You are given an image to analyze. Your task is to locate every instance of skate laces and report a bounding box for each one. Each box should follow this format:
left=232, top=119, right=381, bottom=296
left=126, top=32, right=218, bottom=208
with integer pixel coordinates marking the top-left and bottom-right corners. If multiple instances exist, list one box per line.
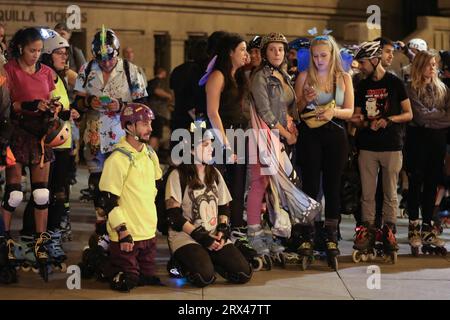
left=46, top=231, right=66, bottom=258
left=326, top=241, right=338, bottom=250
left=6, top=239, right=16, bottom=260
left=383, top=225, right=397, bottom=245
left=34, top=232, right=51, bottom=259
left=354, top=226, right=368, bottom=242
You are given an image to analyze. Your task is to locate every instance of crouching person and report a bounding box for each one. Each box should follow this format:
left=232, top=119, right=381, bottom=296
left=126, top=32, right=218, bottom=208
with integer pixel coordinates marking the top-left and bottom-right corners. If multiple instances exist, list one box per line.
left=98, top=103, right=163, bottom=292
left=165, top=122, right=252, bottom=288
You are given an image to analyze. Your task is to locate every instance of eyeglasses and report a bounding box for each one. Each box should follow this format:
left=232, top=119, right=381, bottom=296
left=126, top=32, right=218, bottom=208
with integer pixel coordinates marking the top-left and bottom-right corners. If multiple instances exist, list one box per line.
left=53, top=50, right=69, bottom=57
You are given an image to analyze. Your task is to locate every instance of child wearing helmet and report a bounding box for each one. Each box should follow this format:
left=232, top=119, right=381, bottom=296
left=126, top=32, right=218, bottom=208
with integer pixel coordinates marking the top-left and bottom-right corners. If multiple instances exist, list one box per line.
left=98, top=103, right=162, bottom=292
left=165, top=121, right=252, bottom=287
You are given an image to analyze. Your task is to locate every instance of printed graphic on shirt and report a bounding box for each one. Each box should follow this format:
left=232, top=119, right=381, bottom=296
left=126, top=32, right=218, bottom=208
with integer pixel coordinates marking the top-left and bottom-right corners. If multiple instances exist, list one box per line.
left=364, top=88, right=389, bottom=120
left=188, top=185, right=219, bottom=232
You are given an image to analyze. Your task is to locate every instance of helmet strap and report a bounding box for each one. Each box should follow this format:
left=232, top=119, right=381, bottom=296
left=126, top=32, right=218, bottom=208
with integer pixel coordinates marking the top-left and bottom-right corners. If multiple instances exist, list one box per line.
left=369, top=58, right=380, bottom=79
left=125, top=124, right=148, bottom=144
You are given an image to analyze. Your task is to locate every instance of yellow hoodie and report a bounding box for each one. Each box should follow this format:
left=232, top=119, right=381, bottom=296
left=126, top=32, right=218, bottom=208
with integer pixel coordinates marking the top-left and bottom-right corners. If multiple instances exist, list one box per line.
left=99, top=137, right=162, bottom=242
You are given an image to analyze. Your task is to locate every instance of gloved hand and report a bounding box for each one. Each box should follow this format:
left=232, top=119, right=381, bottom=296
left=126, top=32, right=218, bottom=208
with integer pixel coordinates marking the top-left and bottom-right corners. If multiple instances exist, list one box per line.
left=190, top=225, right=217, bottom=249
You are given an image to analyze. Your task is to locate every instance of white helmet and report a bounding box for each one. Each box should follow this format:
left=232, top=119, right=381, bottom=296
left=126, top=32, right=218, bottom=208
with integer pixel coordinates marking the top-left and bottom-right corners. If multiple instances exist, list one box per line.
left=42, top=29, right=69, bottom=55
left=407, top=38, right=427, bottom=52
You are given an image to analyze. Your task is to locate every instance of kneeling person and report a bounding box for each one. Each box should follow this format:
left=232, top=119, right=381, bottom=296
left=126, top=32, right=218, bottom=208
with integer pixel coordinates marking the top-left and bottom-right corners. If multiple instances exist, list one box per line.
left=99, top=103, right=162, bottom=292
left=165, top=122, right=252, bottom=287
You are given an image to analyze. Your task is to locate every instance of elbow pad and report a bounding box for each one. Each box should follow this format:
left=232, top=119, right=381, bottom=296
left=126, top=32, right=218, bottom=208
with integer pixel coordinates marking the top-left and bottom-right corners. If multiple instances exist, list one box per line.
left=218, top=205, right=230, bottom=218
left=167, top=207, right=187, bottom=232
left=96, top=191, right=119, bottom=217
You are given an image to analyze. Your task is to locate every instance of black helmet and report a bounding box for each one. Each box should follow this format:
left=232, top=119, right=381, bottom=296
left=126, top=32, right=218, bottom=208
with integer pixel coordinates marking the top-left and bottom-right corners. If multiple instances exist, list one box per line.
left=92, top=28, right=120, bottom=61
left=248, top=36, right=262, bottom=51
left=354, top=41, right=382, bottom=61
left=288, top=37, right=310, bottom=51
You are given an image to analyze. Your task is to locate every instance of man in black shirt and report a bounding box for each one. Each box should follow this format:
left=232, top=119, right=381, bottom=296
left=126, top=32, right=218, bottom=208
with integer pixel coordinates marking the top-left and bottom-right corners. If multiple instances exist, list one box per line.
left=351, top=41, right=412, bottom=257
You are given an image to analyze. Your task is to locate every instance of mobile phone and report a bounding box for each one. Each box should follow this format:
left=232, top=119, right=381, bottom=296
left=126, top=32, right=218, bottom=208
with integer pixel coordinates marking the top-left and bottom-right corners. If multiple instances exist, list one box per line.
left=99, top=96, right=112, bottom=106
left=50, top=96, right=61, bottom=104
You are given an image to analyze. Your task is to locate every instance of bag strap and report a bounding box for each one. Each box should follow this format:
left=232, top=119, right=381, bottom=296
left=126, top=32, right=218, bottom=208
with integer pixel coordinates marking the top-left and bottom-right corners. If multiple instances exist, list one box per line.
left=82, top=59, right=95, bottom=89
left=123, top=59, right=133, bottom=94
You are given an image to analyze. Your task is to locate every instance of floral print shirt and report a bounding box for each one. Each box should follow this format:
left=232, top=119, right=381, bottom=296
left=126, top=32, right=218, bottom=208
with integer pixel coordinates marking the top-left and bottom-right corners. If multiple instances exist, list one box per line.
left=74, top=58, right=147, bottom=154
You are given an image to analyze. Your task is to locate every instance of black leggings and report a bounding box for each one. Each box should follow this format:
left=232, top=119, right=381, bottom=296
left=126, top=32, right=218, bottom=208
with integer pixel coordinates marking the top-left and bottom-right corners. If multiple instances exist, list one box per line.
left=173, top=243, right=251, bottom=287
left=405, top=126, right=447, bottom=224
left=298, top=123, right=348, bottom=220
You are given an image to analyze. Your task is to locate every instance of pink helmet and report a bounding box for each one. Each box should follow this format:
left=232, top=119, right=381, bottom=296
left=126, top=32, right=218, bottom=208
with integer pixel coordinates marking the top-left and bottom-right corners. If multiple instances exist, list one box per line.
left=120, top=103, right=155, bottom=130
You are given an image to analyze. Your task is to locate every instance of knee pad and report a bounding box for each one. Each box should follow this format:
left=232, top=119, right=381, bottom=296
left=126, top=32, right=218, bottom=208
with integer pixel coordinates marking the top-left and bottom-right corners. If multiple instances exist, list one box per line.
left=31, top=183, right=50, bottom=210
left=2, top=184, right=23, bottom=212
left=187, top=272, right=216, bottom=288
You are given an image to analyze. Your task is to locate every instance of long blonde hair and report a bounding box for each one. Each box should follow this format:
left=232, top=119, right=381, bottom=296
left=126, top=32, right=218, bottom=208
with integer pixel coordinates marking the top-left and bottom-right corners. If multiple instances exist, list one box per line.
left=411, top=50, right=447, bottom=106
left=306, top=35, right=344, bottom=93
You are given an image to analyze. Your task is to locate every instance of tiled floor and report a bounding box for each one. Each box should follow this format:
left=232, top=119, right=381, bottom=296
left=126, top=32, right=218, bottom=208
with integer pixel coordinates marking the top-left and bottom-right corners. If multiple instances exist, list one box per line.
left=1, top=167, right=449, bottom=300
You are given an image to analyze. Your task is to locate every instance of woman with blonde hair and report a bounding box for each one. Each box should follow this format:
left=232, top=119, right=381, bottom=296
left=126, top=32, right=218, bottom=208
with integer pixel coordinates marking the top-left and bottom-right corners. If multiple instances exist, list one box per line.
left=405, top=50, right=450, bottom=255
left=294, top=35, right=354, bottom=267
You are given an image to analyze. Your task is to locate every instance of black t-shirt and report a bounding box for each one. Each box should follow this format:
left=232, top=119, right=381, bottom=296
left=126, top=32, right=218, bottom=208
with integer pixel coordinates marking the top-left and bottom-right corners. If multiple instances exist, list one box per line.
left=355, top=72, right=409, bottom=152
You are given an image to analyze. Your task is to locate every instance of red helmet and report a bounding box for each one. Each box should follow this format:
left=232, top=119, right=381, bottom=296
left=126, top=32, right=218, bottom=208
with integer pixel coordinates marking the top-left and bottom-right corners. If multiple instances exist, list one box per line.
left=44, top=118, right=70, bottom=148
left=120, top=103, right=155, bottom=130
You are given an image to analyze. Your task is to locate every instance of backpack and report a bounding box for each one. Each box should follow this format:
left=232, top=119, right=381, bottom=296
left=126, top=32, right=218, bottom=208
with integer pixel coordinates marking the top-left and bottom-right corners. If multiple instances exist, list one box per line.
left=111, top=146, right=188, bottom=236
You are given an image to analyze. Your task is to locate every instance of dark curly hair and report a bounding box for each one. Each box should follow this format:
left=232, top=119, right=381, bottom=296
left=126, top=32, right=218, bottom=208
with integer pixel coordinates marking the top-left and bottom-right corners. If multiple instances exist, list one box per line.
left=9, top=27, right=43, bottom=59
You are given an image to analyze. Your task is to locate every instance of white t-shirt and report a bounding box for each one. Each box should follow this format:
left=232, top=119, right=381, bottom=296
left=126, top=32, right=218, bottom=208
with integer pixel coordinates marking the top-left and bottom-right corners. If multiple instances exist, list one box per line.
left=165, top=168, right=232, bottom=252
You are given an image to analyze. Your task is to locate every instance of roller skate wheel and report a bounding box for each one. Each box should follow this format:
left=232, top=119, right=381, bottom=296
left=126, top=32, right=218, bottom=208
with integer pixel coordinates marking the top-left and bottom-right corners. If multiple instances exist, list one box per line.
left=329, top=257, right=338, bottom=271
left=411, top=246, right=419, bottom=257
left=251, top=257, right=263, bottom=272
left=361, top=254, right=369, bottom=262
left=59, top=263, right=67, bottom=272
left=352, top=250, right=362, bottom=263
left=54, top=263, right=67, bottom=272
left=32, top=267, right=39, bottom=273
left=22, top=265, right=31, bottom=272
left=368, top=251, right=377, bottom=260
left=279, top=253, right=286, bottom=267
left=391, top=251, right=398, bottom=264
left=300, top=256, right=309, bottom=271
left=263, top=255, right=272, bottom=271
